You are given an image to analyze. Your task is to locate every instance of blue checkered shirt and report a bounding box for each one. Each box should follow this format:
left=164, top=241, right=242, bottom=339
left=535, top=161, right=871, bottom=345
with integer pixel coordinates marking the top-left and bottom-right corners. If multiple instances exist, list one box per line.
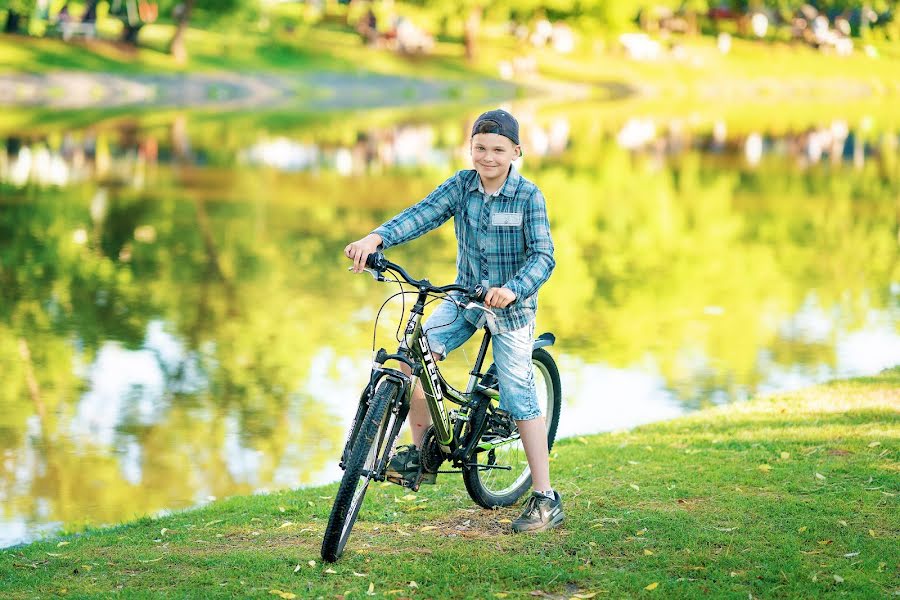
left=373, top=166, right=555, bottom=333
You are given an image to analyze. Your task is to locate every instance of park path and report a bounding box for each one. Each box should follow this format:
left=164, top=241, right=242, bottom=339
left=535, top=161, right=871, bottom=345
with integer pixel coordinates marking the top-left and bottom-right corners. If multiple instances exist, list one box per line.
left=0, top=70, right=590, bottom=110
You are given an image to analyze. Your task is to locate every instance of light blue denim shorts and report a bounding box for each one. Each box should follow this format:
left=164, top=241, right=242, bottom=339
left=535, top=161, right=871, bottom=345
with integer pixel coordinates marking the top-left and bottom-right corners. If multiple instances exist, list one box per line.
left=423, top=299, right=542, bottom=421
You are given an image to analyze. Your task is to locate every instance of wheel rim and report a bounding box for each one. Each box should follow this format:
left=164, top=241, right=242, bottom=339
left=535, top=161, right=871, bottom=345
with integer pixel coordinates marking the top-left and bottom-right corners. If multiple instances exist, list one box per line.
left=474, top=358, right=555, bottom=497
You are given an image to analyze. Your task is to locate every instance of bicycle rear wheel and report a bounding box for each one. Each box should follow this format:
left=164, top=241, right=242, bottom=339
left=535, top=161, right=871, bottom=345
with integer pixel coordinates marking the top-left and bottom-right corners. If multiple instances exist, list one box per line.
left=321, top=379, right=401, bottom=562
left=463, top=348, right=561, bottom=508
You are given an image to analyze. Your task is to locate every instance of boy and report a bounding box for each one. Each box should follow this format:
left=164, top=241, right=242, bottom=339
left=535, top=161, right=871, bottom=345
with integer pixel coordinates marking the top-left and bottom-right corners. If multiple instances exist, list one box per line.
left=344, top=109, right=562, bottom=533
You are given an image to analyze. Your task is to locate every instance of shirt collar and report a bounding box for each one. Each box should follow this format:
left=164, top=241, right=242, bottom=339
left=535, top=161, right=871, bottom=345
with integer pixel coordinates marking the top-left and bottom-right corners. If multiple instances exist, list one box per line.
left=469, top=164, right=520, bottom=198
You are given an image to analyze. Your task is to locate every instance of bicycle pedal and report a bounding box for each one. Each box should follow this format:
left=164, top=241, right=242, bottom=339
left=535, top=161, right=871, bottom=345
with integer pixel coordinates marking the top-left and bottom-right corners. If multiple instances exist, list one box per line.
left=386, top=470, right=422, bottom=491
left=419, top=472, right=437, bottom=485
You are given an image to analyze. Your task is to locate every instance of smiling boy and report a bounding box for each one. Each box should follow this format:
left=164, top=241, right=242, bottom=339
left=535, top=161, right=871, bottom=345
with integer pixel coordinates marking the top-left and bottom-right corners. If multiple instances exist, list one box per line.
left=344, top=109, right=562, bottom=532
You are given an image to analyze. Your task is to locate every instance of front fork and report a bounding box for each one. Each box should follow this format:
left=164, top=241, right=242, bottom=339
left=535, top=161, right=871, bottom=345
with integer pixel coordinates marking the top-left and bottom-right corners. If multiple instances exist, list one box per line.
left=338, top=355, right=414, bottom=475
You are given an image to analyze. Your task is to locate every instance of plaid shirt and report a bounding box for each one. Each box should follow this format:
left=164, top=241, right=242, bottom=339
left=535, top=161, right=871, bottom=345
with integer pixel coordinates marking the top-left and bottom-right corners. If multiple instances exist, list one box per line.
left=373, top=166, right=555, bottom=333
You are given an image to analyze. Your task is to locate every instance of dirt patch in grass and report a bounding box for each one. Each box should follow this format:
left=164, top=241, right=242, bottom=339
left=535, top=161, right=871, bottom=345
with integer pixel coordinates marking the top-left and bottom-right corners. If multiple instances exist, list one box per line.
left=423, top=506, right=521, bottom=539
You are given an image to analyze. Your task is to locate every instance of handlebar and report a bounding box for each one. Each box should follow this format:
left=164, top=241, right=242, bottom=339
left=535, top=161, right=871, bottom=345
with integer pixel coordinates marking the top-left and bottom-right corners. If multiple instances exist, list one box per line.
left=365, top=251, right=488, bottom=303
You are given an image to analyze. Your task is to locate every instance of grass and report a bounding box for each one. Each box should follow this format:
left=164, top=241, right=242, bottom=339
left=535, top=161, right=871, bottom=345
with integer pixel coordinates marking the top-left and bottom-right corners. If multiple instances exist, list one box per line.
left=0, top=22, right=492, bottom=81
left=3, top=17, right=899, bottom=94
left=1, top=368, right=897, bottom=599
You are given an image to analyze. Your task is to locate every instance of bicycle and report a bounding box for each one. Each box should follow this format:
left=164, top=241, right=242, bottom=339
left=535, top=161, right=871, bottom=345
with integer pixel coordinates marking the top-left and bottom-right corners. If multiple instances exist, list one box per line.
left=321, top=252, right=561, bottom=562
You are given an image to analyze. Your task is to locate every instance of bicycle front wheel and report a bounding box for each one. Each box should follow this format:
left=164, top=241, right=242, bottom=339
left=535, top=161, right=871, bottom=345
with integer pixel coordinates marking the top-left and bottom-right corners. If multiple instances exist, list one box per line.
left=321, top=379, right=400, bottom=562
left=463, top=347, right=562, bottom=508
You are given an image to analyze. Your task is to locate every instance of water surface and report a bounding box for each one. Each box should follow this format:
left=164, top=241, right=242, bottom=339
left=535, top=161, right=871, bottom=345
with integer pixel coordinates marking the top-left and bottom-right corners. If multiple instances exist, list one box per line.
left=1, top=103, right=898, bottom=547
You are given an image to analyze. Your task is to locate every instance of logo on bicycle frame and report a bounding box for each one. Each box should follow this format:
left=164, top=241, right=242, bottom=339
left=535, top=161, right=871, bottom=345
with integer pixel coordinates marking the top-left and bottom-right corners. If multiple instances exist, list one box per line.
left=418, top=336, right=444, bottom=403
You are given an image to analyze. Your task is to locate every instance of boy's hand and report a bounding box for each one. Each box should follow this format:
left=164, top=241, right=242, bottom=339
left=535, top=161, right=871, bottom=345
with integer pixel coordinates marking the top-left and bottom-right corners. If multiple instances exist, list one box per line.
left=484, top=287, right=516, bottom=308
left=344, top=233, right=383, bottom=273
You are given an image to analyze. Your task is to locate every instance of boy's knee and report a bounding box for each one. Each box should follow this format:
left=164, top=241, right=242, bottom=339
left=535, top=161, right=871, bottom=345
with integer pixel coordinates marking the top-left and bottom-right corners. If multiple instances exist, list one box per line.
left=411, top=380, right=425, bottom=402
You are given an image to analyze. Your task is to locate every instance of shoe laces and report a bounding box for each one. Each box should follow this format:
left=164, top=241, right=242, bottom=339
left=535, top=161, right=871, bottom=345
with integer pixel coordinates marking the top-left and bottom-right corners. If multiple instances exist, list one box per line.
left=521, top=494, right=542, bottom=518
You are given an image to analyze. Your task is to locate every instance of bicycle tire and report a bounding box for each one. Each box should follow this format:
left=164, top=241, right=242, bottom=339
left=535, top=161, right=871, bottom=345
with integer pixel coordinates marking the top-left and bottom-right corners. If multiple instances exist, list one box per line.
left=462, top=348, right=562, bottom=508
left=321, top=379, right=400, bottom=562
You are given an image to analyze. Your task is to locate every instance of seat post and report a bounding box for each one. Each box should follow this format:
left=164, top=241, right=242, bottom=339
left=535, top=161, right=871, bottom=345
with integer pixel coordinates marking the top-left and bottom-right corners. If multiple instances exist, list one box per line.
left=465, top=328, right=492, bottom=393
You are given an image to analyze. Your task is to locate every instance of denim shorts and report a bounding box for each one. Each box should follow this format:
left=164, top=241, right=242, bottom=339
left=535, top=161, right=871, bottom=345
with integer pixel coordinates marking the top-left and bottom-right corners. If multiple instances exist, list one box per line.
left=423, top=299, right=542, bottom=421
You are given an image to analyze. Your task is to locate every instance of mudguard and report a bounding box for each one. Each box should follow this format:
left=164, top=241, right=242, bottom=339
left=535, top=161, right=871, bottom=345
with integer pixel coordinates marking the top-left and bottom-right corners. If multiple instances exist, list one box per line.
left=533, top=332, right=556, bottom=350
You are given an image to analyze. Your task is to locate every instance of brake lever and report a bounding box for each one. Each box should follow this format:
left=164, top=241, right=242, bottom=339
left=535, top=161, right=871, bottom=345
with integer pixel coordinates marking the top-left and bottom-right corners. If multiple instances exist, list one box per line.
left=347, top=267, right=384, bottom=281
left=464, top=302, right=496, bottom=317
left=450, top=298, right=496, bottom=318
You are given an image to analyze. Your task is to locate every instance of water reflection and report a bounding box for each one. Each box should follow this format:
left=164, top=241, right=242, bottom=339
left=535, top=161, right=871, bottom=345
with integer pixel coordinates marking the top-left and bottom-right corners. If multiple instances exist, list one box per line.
left=3, top=113, right=898, bottom=188
left=1, top=106, right=898, bottom=548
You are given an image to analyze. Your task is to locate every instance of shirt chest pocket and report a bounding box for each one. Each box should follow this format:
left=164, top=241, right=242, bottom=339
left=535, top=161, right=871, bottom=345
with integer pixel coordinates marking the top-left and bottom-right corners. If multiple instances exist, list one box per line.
left=490, top=211, right=525, bottom=253
left=491, top=212, right=523, bottom=227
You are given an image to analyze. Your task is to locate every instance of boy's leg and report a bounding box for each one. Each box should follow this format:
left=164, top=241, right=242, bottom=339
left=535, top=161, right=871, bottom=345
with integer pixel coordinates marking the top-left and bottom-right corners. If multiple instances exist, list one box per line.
left=399, top=362, right=431, bottom=448
left=492, top=323, right=564, bottom=532
left=403, top=295, right=475, bottom=448
left=516, top=416, right=551, bottom=491
left=385, top=363, right=433, bottom=488
left=386, top=298, right=474, bottom=487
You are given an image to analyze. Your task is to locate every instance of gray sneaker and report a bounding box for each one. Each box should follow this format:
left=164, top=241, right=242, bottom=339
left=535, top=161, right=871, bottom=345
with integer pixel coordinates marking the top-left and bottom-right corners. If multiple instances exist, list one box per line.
left=385, top=444, right=421, bottom=488
left=511, top=491, right=565, bottom=533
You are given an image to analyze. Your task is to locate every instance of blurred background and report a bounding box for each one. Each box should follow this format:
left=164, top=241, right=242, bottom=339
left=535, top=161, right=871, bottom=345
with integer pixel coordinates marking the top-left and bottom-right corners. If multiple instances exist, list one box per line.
left=1, top=0, right=898, bottom=548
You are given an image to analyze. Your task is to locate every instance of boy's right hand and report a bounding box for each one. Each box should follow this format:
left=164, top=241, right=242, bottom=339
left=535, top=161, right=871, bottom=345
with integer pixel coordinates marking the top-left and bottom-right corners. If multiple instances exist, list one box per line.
left=344, top=233, right=383, bottom=273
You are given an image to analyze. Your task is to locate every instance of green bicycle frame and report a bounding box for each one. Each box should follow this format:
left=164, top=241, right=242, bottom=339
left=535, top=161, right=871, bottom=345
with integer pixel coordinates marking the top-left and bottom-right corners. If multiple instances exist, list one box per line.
left=382, top=288, right=502, bottom=451
left=400, top=304, right=469, bottom=446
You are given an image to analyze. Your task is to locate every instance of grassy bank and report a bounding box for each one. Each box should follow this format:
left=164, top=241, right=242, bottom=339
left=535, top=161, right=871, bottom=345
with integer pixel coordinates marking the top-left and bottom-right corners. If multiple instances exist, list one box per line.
left=2, top=369, right=897, bottom=599
left=2, top=20, right=899, bottom=94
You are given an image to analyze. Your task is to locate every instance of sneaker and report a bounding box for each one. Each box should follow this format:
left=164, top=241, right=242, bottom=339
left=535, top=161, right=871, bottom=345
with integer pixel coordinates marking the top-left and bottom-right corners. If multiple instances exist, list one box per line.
left=511, top=491, right=565, bottom=533
left=385, top=444, right=422, bottom=488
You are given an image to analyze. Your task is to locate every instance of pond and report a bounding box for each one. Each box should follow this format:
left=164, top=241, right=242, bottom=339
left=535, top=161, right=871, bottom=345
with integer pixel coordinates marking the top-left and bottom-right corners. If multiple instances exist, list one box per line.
left=1, top=101, right=898, bottom=547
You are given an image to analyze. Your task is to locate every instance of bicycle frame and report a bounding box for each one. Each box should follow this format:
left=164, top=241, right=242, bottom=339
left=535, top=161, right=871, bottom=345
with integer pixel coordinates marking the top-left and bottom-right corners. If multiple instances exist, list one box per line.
left=325, top=254, right=562, bottom=562
left=369, top=286, right=502, bottom=465
left=338, top=256, right=538, bottom=480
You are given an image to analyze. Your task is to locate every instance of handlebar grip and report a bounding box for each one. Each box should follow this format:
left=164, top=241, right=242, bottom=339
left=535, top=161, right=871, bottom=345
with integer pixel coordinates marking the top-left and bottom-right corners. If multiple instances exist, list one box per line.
left=366, top=251, right=386, bottom=270
left=472, top=285, right=516, bottom=306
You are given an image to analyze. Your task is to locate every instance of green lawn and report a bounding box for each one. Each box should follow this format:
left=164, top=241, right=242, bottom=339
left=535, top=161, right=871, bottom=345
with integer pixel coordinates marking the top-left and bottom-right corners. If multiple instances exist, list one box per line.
left=2, top=18, right=899, bottom=96
left=0, top=22, right=494, bottom=81
left=2, top=368, right=897, bottom=599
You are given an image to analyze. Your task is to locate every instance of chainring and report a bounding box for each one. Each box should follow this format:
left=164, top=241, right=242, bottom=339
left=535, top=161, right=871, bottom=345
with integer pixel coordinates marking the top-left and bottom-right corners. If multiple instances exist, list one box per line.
left=419, top=426, right=445, bottom=474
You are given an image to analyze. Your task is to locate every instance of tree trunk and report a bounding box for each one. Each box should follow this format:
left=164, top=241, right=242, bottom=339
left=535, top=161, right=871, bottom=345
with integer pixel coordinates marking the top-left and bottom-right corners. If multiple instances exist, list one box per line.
left=4, top=10, right=21, bottom=33
left=122, top=23, right=144, bottom=45
left=82, top=0, right=100, bottom=22
left=18, top=338, right=46, bottom=423
left=169, top=0, right=196, bottom=65
left=687, top=12, right=698, bottom=36
left=463, top=6, right=482, bottom=63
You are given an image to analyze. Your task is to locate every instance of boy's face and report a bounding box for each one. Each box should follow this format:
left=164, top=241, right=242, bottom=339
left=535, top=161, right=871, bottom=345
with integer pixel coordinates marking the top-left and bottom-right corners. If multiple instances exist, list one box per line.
left=470, top=133, right=520, bottom=182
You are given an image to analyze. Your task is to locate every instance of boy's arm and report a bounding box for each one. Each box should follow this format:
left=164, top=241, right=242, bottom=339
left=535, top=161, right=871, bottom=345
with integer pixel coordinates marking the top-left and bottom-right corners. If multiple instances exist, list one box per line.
left=372, top=175, right=460, bottom=250
left=502, top=190, right=555, bottom=301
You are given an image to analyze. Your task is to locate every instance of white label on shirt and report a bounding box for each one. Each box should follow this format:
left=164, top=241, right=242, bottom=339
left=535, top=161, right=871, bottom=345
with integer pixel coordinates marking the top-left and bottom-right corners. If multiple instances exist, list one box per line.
left=491, top=212, right=523, bottom=226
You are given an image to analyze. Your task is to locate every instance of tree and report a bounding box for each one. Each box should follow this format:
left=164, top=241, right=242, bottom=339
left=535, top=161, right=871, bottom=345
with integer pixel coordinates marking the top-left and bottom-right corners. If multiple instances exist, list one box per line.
left=108, top=0, right=159, bottom=44
left=168, top=0, right=195, bottom=64
left=1, top=0, right=33, bottom=33
left=165, top=0, right=246, bottom=63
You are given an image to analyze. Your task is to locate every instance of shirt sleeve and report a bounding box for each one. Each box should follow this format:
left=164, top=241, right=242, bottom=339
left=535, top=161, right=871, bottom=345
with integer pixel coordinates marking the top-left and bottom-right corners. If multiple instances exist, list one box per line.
left=502, top=189, right=555, bottom=300
left=372, top=174, right=460, bottom=249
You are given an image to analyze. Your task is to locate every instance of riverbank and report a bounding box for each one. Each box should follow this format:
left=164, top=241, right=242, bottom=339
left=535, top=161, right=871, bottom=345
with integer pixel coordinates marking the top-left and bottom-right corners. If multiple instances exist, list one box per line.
left=1, top=368, right=896, bottom=598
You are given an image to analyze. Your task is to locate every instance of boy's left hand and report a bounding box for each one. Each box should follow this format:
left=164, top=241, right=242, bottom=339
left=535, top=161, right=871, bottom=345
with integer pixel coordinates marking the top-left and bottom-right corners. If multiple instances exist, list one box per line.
left=484, top=287, right=516, bottom=308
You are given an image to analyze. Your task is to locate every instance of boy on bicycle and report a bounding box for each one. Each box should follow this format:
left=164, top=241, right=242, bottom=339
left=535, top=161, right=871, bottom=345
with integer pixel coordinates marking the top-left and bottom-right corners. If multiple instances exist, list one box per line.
left=344, top=109, right=562, bottom=533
